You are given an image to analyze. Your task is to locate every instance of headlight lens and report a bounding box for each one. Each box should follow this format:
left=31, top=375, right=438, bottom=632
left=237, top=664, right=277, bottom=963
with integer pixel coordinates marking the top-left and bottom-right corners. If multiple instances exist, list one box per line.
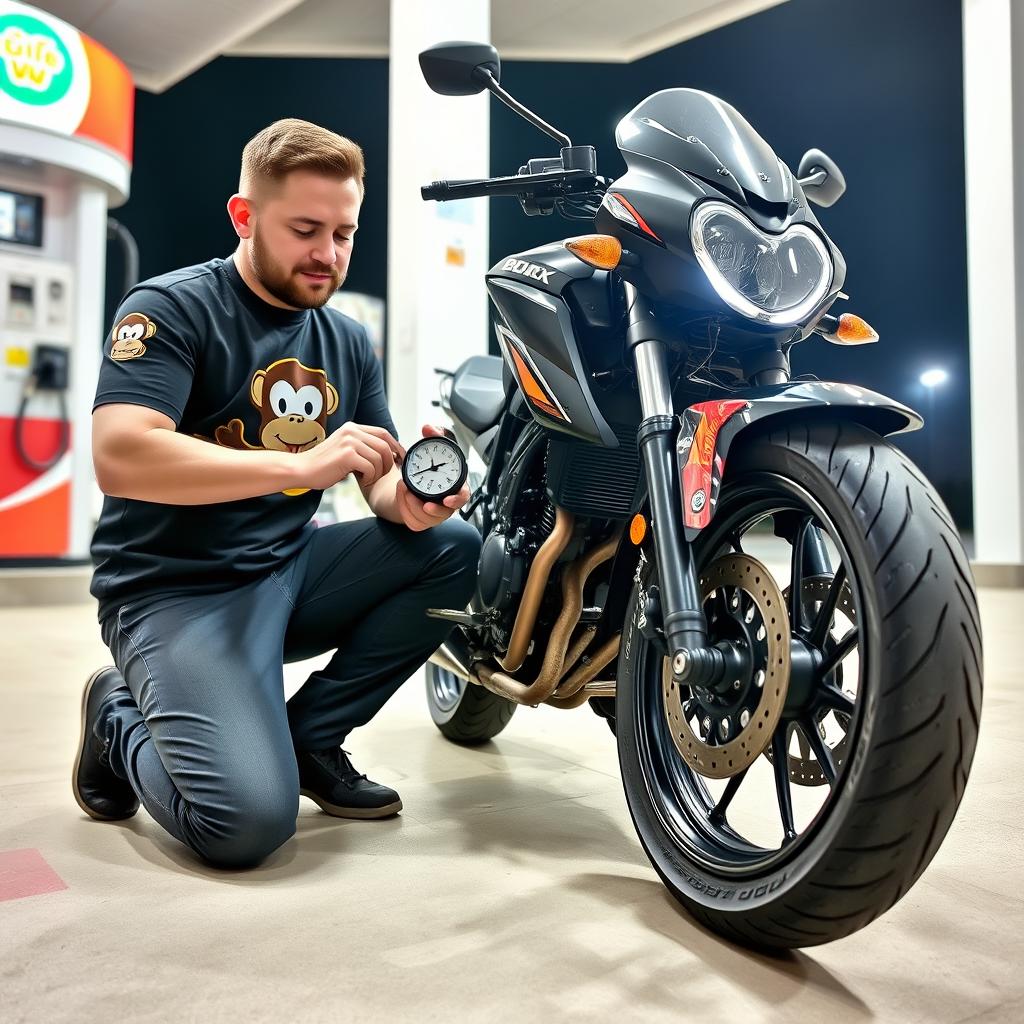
left=690, top=201, right=832, bottom=325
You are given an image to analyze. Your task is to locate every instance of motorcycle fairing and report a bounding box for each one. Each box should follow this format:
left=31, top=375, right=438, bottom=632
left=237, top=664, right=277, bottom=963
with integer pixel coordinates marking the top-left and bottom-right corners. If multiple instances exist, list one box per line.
left=677, top=382, right=923, bottom=541
left=487, top=243, right=621, bottom=448
left=617, top=89, right=795, bottom=210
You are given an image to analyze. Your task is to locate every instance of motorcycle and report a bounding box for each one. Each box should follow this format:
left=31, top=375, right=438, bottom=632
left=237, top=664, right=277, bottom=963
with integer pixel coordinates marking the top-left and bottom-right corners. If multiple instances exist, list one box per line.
left=417, top=41, right=982, bottom=949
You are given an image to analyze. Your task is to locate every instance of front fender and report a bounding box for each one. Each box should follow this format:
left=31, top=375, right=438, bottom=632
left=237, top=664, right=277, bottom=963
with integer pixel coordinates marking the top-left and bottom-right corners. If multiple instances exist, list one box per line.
left=677, top=381, right=921, bottom=541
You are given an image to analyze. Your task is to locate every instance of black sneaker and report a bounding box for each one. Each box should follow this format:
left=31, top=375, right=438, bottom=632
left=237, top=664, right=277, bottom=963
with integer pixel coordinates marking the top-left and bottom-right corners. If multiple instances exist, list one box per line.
left=72, top=667, right=140, bottom=821
left=297, top=747, right=402, bottom=819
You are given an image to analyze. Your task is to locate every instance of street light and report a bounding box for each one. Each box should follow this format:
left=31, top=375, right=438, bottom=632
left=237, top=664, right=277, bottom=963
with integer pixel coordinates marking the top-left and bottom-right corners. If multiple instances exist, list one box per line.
left=920, top=368, right=949, bottom=389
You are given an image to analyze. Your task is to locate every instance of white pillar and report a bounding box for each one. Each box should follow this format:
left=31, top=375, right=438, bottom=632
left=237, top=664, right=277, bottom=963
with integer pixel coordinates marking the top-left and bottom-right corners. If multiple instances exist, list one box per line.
left=68, top=182, right=107, bottom=559
left=963, top=0, right=1024, bottom=579
left=386, top=0, right=490, bottom=444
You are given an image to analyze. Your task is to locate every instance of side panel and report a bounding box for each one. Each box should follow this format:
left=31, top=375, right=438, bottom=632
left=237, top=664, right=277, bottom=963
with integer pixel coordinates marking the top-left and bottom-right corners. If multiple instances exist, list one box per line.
left=487, top=244, right=619, bottom=448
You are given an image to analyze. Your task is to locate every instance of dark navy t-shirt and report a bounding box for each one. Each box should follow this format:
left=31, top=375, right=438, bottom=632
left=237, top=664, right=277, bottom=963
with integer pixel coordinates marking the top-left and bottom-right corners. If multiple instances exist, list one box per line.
left=90, top=256, right=396, bottom=618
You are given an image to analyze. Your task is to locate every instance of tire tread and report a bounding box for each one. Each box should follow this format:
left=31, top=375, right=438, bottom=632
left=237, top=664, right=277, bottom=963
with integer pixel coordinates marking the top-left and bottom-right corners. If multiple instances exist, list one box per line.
left=427, top=669, right=517, bottom=746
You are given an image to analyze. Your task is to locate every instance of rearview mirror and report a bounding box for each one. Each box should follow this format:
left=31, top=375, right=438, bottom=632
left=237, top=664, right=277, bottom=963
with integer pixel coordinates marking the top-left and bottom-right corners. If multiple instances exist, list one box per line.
left=797, top=148, right=846, bottom=207
left=419, top=41, right=500, bottom=96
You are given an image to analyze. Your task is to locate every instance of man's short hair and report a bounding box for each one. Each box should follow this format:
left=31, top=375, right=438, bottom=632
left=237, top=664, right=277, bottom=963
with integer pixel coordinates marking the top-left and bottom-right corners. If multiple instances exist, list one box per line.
left=239, top=118, right=365, bottom=197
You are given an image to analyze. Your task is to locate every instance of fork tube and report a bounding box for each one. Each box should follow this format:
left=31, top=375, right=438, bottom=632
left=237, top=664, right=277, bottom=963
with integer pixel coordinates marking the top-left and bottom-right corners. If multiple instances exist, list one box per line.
left=626, top=283, right=710, bottom=664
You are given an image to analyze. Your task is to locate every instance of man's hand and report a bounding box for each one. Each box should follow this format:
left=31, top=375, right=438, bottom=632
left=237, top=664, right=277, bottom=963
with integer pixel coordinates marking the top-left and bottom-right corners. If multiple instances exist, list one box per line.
left=395, top=424, right=471, bottom=532
left=297, top=422, right=405, bottom=492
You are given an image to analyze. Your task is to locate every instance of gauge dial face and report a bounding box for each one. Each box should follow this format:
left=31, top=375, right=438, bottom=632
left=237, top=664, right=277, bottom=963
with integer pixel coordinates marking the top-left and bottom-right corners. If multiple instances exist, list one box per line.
left=404, top=438, right=466, bottom=499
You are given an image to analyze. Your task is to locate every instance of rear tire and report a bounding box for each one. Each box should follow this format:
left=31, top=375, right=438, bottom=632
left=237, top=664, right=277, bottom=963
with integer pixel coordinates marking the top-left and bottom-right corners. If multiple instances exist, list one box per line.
left=617, top=420, right=983, bottom=948
left=426, top=663, right=517, bottom=745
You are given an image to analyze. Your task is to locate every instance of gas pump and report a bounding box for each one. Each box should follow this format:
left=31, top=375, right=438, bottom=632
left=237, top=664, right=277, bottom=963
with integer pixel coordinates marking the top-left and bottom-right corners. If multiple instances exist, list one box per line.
left=0, top=1, right=132, bottom=563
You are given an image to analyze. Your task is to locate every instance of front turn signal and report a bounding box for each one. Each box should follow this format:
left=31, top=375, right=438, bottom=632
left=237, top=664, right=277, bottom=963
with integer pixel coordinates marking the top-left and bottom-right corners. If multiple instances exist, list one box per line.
left=565, top=234, right=623, bottom=270
left=630, top=513, right=647, bottom=546
left=822, top=312, right=879, bottom=346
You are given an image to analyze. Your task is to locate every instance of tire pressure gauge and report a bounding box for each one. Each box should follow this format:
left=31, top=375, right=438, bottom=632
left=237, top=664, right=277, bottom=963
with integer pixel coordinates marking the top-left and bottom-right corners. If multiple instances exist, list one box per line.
left=402, top=433, right=468, bottom=502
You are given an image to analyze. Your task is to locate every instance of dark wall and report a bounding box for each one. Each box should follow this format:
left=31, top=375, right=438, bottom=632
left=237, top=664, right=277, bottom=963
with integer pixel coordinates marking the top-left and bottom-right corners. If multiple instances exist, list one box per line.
left=488, top=0, right=971, bottom=524
left=115, top=0, right=970, bottom=523
left=106, top=56, right=390, bottom=321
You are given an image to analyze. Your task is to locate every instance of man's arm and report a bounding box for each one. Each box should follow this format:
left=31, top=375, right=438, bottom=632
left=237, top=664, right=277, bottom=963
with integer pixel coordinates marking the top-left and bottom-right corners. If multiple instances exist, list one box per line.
left=360, top=424, right=470, bottom=530
left=94, top=404, right=403, bottom=505
left=360, top=464, right=405, bottom=524
left=93, top=405, right=301, bottom=504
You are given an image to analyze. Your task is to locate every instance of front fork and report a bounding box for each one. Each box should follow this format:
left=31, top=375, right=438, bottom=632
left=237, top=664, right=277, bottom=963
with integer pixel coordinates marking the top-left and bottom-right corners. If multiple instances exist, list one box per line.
left=626, top=284, right=828, bottom=687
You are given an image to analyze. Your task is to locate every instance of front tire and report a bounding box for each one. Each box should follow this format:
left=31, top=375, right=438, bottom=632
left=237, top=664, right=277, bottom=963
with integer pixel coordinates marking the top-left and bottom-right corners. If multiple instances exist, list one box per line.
left=617, top=420, right=982, bottom=948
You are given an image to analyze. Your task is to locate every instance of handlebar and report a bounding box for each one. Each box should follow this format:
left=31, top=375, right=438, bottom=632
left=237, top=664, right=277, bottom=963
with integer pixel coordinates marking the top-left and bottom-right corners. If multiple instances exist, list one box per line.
left=421, top=168, right=607, bottom=203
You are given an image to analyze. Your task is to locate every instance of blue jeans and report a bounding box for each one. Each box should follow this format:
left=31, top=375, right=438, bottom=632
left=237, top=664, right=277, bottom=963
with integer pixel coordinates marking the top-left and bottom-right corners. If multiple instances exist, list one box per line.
left=97, top=516, right=481, bottom=868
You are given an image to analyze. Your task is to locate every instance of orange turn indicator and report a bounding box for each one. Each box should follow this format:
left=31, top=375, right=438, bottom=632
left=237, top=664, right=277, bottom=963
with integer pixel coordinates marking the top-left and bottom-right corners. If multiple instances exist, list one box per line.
left=565, top=234, right=623, bottom=270
left=630, top=514, right=647, bottom=546
left=830, top=313, right=879, bottom=346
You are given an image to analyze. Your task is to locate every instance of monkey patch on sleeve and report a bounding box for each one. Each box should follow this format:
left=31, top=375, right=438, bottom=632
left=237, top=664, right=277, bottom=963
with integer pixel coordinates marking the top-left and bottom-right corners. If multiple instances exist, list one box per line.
left=111, top=313, right=157, bottom=360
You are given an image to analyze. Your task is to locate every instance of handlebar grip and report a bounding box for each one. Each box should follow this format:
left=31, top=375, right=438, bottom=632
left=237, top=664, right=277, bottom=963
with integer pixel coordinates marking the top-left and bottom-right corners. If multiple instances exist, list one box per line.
left=420, top=178, right=497, bottom=201
left=421, top=180, right=453, bottom=201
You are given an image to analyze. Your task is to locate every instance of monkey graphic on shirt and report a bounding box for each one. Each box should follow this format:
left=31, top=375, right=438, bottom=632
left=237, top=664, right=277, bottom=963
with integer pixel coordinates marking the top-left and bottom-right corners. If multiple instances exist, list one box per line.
left=211, top=357, right=339, bottom=496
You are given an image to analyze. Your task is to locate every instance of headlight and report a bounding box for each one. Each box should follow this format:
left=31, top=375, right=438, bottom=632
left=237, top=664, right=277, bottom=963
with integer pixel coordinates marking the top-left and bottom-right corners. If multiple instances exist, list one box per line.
left=690, top=201, right=832, bottom=325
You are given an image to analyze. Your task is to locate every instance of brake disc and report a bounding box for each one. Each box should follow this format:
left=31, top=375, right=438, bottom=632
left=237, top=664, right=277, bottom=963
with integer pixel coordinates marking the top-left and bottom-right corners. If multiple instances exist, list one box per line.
left=661, top=553, right=791, bottom=780
left=765, top=574, right=857, bottom=787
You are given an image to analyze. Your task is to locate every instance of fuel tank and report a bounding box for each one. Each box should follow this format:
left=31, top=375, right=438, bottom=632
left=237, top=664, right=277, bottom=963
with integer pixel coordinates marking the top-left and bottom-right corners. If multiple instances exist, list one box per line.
left=486, top=240, right=625, bottom=447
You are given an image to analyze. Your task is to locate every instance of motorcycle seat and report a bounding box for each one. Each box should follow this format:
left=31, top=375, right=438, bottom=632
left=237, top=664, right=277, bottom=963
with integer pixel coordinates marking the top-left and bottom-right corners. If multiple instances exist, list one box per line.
left=449, top=354, right=506, bottom=433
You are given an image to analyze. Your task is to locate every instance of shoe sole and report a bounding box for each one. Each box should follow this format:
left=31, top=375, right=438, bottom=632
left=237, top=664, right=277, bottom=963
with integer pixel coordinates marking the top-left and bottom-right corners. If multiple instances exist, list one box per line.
left=299, top=788, right=403, bottom=820
left=72, top=667, right=137, bottom=822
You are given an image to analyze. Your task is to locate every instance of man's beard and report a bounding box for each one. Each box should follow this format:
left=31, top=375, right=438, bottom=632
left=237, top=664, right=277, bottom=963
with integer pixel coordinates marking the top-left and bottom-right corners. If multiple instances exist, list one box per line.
left=249, top=230, right=342, bottom=310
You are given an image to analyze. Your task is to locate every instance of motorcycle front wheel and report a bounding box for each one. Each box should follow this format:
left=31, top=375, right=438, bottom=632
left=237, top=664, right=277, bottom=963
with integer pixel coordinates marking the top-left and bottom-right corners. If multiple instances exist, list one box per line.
left=617, top=419, right=982, bottom=948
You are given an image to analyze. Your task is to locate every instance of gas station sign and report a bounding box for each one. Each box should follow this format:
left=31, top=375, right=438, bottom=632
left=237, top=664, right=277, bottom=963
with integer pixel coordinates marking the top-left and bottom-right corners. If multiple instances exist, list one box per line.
left=0, top=1, right=132, bottom=164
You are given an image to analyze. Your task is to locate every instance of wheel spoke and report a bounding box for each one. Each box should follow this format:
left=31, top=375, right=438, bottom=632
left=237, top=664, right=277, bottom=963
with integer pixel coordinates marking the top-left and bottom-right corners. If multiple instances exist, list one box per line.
left=709, top=767, right=749, bottom=824
left=819, top=627, right=859, bottom=680
left=729, top=530, right=745, bottom=554
left=819, top=683, right=855, bottom=715
left=809, top=562, right=848, bottom=648
left=719, top=586, right=733, bottom=620
left=803, top=522, right=834, bottom=577
left=736, top=588, right=753, bottom=626
left=770, top=726, right=797, bottom=843
left=795, top=725, right=811, bottom=763
left=788, top=515, right=814, bottom=631
left=800, top=716, right=837, bottom=786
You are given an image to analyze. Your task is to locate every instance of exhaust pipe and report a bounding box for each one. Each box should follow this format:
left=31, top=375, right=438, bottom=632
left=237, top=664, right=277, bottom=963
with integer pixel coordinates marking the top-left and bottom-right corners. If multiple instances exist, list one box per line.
left=428, top=634, right=475, bottom=683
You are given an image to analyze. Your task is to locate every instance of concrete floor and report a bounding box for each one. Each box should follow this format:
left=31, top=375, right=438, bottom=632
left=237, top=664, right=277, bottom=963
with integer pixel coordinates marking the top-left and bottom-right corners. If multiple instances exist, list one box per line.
left=1, top=588, right=1022, bottom=1024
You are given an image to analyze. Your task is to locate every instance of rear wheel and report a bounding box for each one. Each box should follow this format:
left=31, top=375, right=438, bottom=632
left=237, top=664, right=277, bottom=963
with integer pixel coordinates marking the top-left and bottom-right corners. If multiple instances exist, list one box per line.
left=426, top=663, right=517, bottom=745
left=617, top=420, right=982, bottom=948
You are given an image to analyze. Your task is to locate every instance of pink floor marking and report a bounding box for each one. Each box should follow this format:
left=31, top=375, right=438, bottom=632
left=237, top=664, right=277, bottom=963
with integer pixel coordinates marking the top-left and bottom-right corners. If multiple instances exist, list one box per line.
left=0, top=849, right=68, bottom=902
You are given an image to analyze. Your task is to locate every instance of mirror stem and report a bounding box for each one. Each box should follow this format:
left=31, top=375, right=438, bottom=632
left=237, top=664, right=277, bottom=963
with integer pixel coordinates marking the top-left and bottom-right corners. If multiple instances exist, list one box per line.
left=797, top=167, right=828, bottom=189
left=473, top=68, right=572, bottom=149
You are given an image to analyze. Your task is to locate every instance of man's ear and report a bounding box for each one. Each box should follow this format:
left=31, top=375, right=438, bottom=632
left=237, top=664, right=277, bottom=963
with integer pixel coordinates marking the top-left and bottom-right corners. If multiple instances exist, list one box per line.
left=227, top=194, right=254, bottom=239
